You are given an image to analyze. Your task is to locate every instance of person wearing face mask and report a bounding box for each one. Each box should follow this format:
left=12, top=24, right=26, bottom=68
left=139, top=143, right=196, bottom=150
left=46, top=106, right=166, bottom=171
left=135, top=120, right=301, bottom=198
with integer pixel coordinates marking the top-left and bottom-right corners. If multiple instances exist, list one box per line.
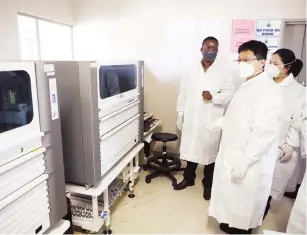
left=208, top=40, right=283, bottom=234
left=262, top=49, right=305, bottom=218
left=175, top=37, right=234, bottom=200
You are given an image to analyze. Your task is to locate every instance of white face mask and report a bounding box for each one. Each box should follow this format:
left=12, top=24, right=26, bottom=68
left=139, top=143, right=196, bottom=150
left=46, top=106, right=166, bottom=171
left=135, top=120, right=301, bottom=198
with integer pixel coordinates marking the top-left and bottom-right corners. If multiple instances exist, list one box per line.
left=265, top=64, right=280, bottom=78
left=238, top=62, right=255, bottom=79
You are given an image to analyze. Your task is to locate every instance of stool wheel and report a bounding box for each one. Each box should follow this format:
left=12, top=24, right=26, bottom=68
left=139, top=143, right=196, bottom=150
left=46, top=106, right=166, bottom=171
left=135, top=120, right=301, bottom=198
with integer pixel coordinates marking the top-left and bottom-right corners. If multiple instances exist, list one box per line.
left=103, top=229, right=112, bottom=235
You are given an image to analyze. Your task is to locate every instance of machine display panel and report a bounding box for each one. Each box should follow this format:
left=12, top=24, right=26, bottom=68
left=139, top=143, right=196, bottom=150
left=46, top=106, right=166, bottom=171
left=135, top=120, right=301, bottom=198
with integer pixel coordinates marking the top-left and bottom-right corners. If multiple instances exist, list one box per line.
left=99, top=64, right=137, bottom=100
left=0, top=71, right=33, bottom=133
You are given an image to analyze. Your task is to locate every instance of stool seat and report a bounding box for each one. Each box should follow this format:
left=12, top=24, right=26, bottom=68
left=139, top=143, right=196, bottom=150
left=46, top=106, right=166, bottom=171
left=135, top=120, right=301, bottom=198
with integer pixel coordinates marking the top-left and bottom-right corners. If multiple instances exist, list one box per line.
left=152, top=133, right=178, bottom=142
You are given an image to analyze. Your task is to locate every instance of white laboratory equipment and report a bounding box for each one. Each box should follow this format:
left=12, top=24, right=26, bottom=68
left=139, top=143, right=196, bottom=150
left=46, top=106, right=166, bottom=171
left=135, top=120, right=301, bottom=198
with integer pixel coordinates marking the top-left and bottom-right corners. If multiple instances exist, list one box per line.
left=54, top=61, right=144, bottom=233
left=0, top=62, right=67, bottom=234
left=55, top=61, right=144, bottom=188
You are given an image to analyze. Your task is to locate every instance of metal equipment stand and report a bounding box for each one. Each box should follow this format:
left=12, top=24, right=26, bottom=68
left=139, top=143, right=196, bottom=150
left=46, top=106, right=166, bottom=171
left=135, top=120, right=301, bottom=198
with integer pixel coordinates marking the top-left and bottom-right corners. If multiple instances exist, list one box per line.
left=65, top=144, right=144, bottom=234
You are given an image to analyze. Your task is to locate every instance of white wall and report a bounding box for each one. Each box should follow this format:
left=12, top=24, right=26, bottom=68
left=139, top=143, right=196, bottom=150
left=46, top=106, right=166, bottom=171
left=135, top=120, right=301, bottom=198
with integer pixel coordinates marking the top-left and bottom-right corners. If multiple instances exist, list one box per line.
left=72, top=0, right=306, bottom=151
left=0, top=0, right=74, bottom=61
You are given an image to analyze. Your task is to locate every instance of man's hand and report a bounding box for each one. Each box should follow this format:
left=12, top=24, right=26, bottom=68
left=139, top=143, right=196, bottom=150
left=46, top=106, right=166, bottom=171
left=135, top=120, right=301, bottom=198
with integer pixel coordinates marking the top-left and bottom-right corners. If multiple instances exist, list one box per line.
left=231, top=161, right=250, bottom=182
left=278, top=144, right=294, bottom=162
left=202, top=91, right=212, bottom=101
left=177, top=112, right=184, bottom=131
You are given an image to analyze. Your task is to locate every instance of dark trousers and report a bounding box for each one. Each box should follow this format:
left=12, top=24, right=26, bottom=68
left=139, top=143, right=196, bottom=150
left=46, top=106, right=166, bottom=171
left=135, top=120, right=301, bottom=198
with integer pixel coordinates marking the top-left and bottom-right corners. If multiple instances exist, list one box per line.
left=263, top=196, right=272, bottom=220
left=183, top=161, right=215, bottom=188
left=220, top=223, right=252, bottom=234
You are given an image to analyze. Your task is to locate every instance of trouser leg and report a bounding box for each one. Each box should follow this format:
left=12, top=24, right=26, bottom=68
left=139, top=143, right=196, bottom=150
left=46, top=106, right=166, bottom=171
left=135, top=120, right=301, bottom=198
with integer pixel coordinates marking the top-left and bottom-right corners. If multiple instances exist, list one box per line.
left=183, top=161, right=198, bottom=183
left=220, top=223, right=252, bottom=234
left=284, top=184, right=301, bottom=199
left=202, top=162, right=215, bottom=188
left=263, top=196, right=272, bottom=220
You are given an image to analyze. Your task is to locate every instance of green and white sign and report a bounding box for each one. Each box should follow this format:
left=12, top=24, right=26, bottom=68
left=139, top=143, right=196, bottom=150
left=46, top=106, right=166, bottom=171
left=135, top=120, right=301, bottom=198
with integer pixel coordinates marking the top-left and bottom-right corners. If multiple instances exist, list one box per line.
left=257, top=37, right=280, bottom=54
left=256, top=20, right=282, bottom=36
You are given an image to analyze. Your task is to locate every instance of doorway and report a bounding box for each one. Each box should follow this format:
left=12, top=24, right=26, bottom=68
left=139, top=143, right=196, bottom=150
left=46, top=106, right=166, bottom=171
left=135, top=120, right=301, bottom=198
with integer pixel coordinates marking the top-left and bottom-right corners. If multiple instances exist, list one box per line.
left=281, top=20, right=306, bottom=86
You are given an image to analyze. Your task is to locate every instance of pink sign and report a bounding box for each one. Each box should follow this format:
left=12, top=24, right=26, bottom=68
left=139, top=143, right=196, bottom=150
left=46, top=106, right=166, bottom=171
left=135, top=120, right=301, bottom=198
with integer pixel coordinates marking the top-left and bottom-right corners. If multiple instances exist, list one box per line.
left=232, top=19, right=255, bottom=36
left=231, top=35, right=254, bottom=52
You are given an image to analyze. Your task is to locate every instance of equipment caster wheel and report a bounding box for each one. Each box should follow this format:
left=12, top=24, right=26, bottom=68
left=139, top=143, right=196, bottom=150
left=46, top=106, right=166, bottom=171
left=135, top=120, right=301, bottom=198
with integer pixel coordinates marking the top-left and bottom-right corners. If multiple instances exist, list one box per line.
left=103, top=228, right=112, bottom=234
left=145, top=177, right=151, bottom=184
left=128, top=193, right=135, bottom=198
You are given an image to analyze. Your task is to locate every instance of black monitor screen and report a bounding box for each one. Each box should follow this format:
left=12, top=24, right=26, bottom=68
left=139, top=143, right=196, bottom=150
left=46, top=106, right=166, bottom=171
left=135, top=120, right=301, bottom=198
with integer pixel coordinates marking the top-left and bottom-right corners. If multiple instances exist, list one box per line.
left=99, top=64, right=137, bottom=99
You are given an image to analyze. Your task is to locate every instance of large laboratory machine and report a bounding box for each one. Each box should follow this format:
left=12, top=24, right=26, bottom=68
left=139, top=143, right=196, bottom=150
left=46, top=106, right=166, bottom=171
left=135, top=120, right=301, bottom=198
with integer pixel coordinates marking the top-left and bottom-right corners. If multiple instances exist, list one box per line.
left=0, top=62, right=67, bottom=234
left=55, top=61, right=144, bottom=188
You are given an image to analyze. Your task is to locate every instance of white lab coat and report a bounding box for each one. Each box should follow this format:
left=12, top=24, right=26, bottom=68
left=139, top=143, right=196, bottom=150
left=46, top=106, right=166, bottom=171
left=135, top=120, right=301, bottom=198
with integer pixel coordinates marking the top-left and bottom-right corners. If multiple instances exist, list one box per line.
left=286, top=102, right=306, bottom=192
left=177, top=59, right=234, bottom=165
left=270, top=74, right=306, bottom=200
left=287, top=115, right=306, bottom=234
left=286, top=172, right=306, bottom=234
left=209, top=72, right=283, bottom=230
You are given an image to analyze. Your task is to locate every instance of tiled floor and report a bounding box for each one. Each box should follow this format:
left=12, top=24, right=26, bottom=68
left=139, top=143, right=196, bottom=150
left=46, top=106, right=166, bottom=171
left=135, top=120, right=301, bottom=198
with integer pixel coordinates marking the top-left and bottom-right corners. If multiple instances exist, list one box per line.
left=110, top=166, right=295, bottom=234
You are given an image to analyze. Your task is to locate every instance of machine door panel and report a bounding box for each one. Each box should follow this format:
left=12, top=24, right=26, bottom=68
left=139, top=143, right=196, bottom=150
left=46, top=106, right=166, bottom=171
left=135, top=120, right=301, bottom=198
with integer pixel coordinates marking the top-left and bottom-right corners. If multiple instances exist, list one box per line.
left=0, top=62, right=42, bottom=167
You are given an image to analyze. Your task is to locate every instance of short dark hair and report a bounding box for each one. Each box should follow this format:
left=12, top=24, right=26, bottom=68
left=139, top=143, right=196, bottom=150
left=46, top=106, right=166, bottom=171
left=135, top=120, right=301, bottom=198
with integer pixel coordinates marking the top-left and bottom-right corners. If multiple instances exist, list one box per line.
left=202, top=36, right=219, bottom=46
left=238, top=40, right=268, bottom=60
left=273, top=48, right=304, bottom=77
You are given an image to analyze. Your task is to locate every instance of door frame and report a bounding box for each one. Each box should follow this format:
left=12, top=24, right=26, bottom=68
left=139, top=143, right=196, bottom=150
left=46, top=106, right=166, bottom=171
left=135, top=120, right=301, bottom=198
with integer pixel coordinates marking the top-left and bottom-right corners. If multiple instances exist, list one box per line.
left=280, top=19, right=307, bottom=47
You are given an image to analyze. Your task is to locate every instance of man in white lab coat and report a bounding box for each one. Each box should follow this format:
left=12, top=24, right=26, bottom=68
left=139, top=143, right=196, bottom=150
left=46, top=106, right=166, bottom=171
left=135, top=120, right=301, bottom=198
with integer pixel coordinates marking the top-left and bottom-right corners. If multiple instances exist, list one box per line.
left=208, top=40, right=283, bottom=234
left=262, top=49, right=306, bottom=217
left=175, top=37, right=234, bottom=200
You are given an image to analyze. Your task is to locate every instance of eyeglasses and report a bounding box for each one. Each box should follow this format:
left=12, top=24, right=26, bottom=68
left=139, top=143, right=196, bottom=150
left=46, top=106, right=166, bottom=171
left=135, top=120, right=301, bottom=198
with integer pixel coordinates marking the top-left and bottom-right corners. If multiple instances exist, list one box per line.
left=234, top=58, right=258, bottom=63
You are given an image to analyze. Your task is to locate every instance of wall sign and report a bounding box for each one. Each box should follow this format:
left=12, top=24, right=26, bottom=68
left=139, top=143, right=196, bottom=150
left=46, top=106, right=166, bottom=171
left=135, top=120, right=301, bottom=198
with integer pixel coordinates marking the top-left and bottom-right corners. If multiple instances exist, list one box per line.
left=257, top=37, right=280, bottom=54
left=256, top=20, right=282, bottom=36
left=231, top=35, right=254, bottom=52
left=232, top=19, right=255, bottom=36
left=231, top=19, right=255, bottom=52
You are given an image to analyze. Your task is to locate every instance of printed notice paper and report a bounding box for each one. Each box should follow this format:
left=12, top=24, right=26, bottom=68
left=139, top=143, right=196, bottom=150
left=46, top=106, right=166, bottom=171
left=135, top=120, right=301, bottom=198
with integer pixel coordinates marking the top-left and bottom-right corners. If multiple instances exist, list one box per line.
left=256, top=20, right=282, bottom=37
left=231, top=19, right=255, bottom=52
left=231, top=35, right=254, bottom=52
left=232, top=19, right=255, bottom=36
left=256, top=37, right=280, bottom=54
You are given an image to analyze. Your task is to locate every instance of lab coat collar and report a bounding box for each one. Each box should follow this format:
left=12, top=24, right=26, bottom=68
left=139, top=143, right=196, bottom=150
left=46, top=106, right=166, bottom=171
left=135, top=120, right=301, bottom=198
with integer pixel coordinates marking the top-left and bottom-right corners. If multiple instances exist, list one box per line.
left=240, top=71, right=267, bottom=88
left=278, top=73, right=294, bottom=87
left=199, top=58, right=219, bottom=72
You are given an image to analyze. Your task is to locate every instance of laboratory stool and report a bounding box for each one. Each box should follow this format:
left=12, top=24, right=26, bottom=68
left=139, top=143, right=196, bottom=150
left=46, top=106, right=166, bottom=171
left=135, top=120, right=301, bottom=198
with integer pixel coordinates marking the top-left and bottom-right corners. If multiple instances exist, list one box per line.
left=144, top=133, right=184, bottom=186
